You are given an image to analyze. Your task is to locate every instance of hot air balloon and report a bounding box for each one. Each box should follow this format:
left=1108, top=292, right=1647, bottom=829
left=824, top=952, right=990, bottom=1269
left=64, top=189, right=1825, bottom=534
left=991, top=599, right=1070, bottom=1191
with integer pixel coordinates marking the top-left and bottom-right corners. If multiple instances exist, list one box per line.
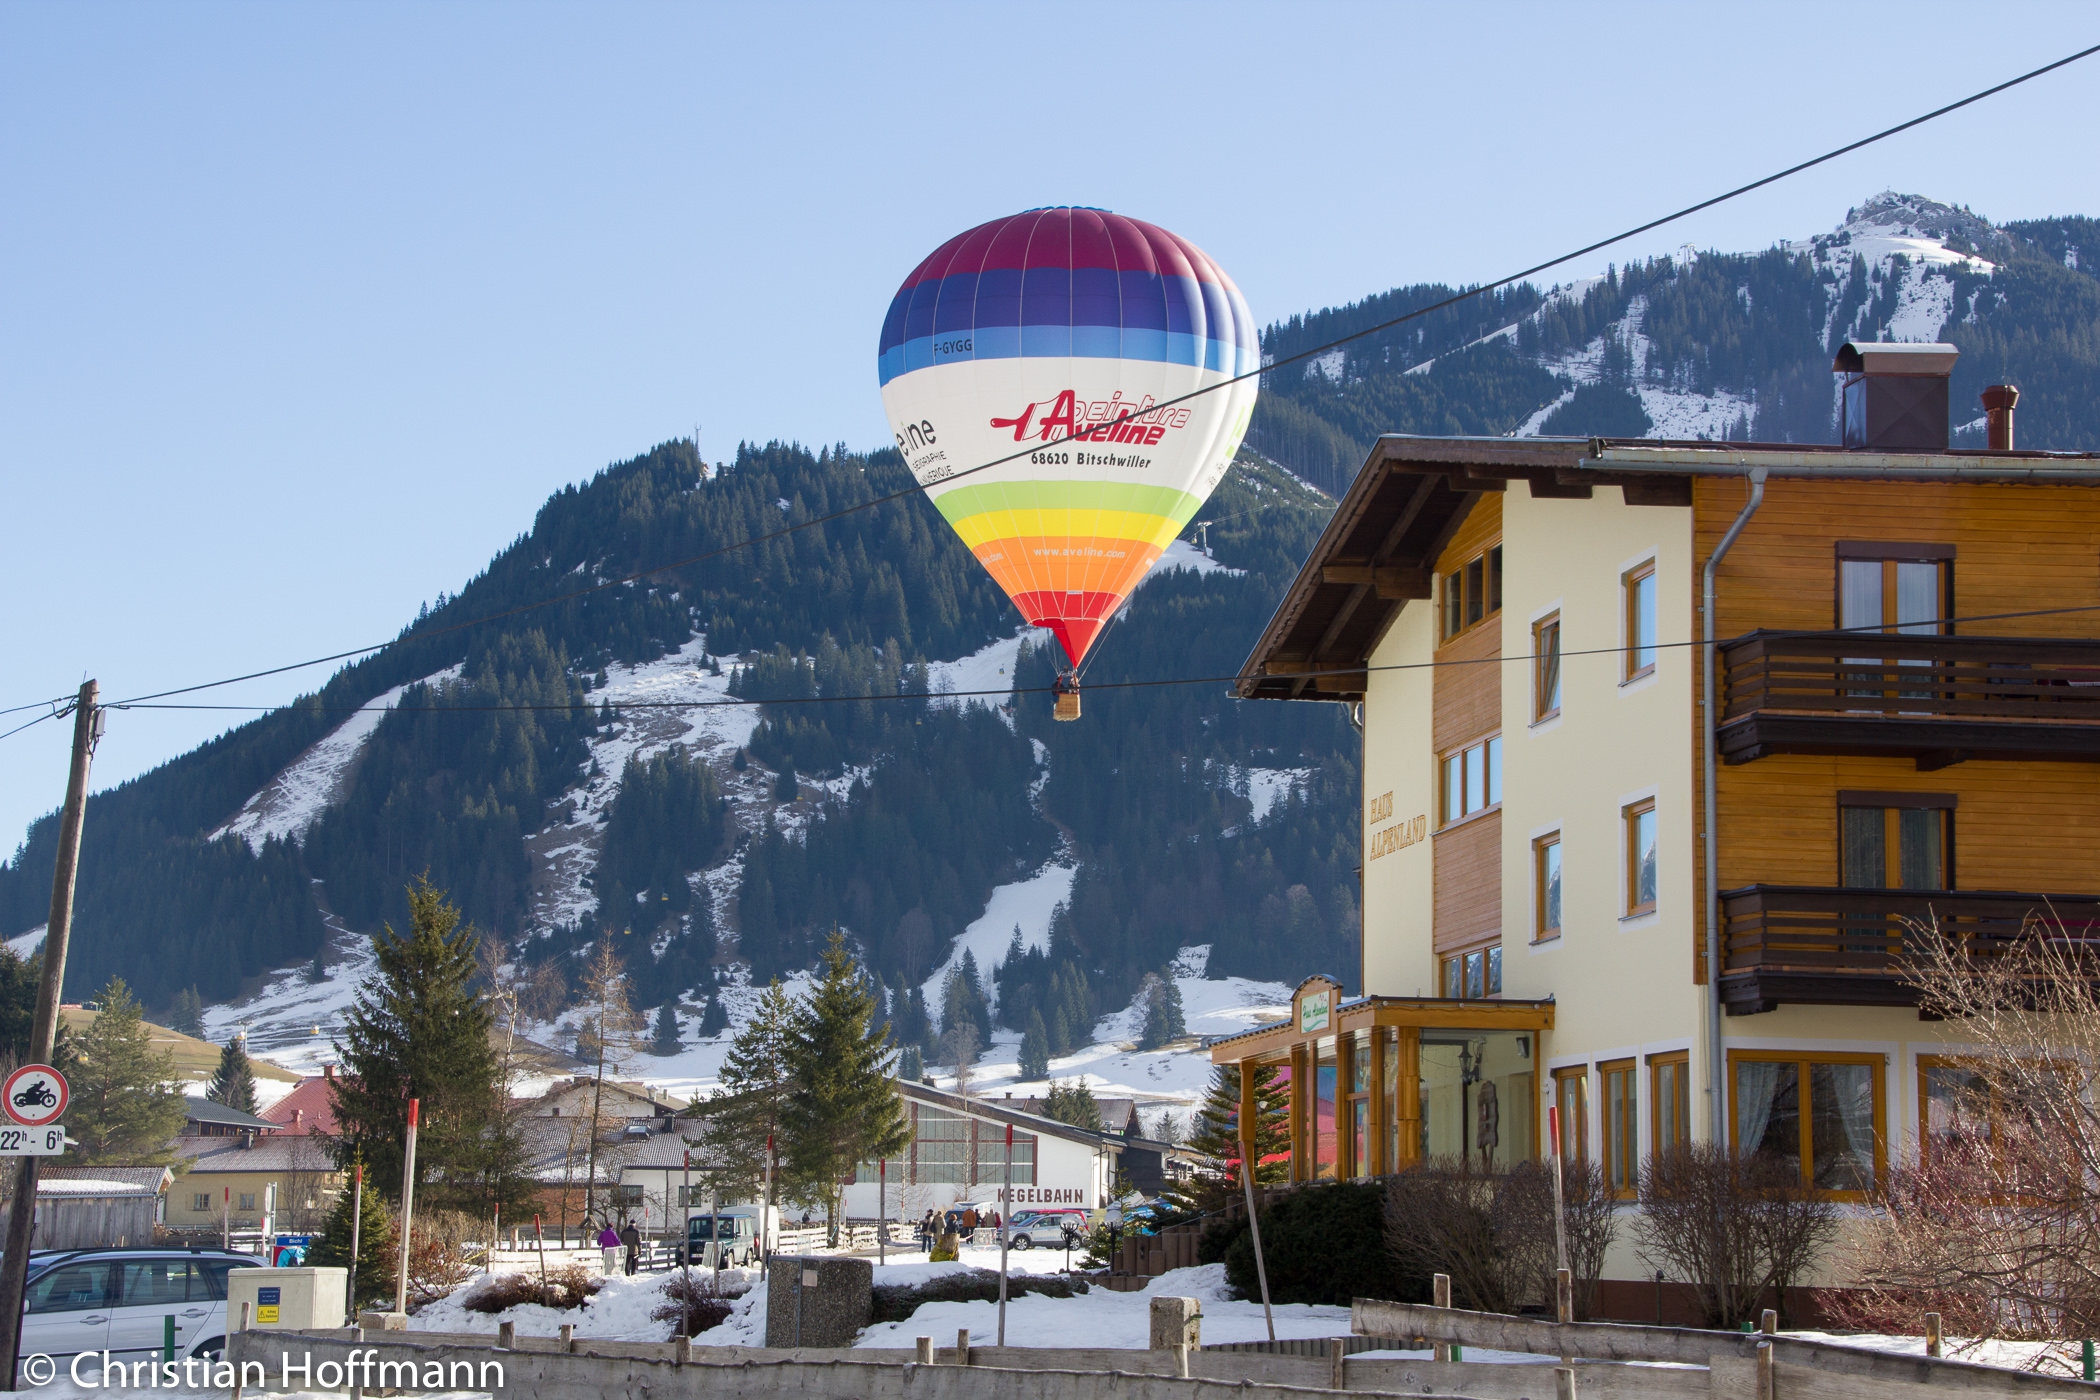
left=878, top=208, right=1259, bottom=718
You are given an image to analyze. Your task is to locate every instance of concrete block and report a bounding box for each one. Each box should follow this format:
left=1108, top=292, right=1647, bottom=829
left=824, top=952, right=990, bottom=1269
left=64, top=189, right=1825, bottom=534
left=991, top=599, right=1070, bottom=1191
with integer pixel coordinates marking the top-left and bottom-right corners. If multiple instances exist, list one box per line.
left=357, top=1310, right=408, bottom=1331
left=1150, top=1295, right=1201, bottom=1351
left=764, top=1255, right=874, bottom=1349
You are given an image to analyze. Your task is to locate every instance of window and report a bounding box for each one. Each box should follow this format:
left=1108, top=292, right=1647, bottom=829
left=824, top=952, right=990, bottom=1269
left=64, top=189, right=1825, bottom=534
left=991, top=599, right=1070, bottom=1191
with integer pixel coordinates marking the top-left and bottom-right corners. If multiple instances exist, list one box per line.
left=1600, top=1059, right=1638, bottom=1198
left=1347, top=1035, right=1371, bottom=1179
left=192, top=1193, right=211, bottom=1213
left=1440, top=946, right=1501, bottom=1000
left=237, top=1193, right=256, bottom=1213
left=120, top=1260, right=208, bottom=1307
left=1730, top=1050, right=1882, bottom=1196
left=1837, top=544, right=1952, bottom=636
left=1554, top=1067, right=1589, bottom=1165
left=916, top=1105, right=968, bottom=1184
left=1916, top=1055, right=2062, bottom=1164
left=1534, top=834, right=1563, bottom=941
left=27, top=1261, right=113, bottom=1314
left=1651, top=1052, right=1690, bottom=1153
left=1441, top=545, right=1504, bottom=641
left=1624, top=561, right=1658, bottom=679
left=1624, top=799, right=1658, bottom=916
left=610, top=1184, right=644, bottom=1208
left=1440, top=735, right=1502, bottom=825
left=1315, top=1041, right=1338, bottom=1180
left=1533, top=613, right=1562, bottom=720
left=1839, top=792, right=1953, bottom=890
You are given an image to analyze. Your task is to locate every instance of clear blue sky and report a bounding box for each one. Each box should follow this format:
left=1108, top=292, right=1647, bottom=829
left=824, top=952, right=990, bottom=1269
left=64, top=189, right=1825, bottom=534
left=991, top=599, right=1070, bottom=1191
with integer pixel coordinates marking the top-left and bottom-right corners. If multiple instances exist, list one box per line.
left=3, top=1, right=2095, bottom=850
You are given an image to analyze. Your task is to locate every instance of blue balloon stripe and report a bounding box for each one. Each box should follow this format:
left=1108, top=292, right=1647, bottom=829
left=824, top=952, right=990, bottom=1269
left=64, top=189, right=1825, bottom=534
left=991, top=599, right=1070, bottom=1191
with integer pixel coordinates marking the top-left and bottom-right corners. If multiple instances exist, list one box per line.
left=877, top=331, right=1257, bottom=387
left=878, top=270, right=1252, bottom=358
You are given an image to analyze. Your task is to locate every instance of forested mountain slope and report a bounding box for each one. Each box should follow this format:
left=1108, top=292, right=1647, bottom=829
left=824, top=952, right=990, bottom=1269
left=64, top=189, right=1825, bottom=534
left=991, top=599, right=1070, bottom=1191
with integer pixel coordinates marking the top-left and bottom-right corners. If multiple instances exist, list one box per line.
left=1252, top=193, right=2100, bottom=494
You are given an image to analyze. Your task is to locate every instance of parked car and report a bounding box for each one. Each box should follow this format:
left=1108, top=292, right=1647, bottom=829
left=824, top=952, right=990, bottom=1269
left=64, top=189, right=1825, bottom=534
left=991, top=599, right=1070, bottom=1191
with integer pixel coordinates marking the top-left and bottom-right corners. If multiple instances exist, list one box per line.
left=19, top=1247, right=263, bottom=1363
left=1006, top=1209, right=1090, bottom=1250
left=680, top=1209, right=760, bottom=1267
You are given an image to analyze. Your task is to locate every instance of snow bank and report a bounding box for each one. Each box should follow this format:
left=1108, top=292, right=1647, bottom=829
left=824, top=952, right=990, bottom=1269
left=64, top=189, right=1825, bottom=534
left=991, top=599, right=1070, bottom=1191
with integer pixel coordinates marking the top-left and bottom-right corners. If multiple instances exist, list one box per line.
left=921, top=862, right=1076, bottom=1024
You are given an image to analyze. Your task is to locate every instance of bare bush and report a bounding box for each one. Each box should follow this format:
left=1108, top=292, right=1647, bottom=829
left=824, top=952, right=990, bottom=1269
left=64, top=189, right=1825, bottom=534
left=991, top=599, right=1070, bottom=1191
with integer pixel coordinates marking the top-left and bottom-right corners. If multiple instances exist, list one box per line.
left=1385, top=1159, right=1617, bottom=1318
left=1833, top=917, right=2100, bottom=1341
left=1635, top=1143, right=1839, bottom=1329
left=651, top=1271, right=745, bottom=1334
left=405, top=1209, right=484, bottom=1306
left=463, top=1262, right=605, bottom=1314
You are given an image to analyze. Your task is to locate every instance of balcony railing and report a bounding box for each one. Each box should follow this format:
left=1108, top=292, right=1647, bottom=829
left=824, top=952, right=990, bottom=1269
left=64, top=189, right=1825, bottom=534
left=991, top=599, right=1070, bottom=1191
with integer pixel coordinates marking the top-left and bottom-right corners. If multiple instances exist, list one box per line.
left=1718, top=884, right=2100, bottom=1014
left=1717, top=631, right=2100, bottom=765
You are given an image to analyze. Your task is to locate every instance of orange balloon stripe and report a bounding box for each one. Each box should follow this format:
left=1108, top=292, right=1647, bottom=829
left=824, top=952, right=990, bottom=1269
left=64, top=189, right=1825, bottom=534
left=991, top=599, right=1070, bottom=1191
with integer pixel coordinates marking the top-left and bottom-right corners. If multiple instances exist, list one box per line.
left=969, top=536, right=1165, bottom=612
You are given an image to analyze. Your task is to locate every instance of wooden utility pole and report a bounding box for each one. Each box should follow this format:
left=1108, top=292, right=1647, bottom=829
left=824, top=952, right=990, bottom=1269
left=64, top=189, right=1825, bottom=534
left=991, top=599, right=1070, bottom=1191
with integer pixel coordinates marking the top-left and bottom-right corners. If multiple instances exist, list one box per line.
left=0, top=681, right=99, bottom=1385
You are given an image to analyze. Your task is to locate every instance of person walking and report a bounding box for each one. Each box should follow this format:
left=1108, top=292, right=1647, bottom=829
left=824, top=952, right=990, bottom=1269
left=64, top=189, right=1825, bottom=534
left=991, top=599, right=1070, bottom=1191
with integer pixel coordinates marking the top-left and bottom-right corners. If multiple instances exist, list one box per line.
left=597, top=1221, right=621, bottom=1276
left=620, top=1219, right=642, bottom=1276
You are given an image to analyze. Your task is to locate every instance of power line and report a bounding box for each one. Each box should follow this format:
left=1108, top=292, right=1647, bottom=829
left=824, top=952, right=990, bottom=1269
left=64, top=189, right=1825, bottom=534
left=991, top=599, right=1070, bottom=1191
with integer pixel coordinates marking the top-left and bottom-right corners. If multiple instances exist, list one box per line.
left=68, top=597, right=2100, bottom=726
left=21, top=38, right=2098, bottom=717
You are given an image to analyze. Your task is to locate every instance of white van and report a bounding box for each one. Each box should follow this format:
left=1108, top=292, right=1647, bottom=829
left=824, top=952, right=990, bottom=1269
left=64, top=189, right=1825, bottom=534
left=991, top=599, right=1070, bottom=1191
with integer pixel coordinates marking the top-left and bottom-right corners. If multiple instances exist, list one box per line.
left=19, top=1248, right=262, bottom=1364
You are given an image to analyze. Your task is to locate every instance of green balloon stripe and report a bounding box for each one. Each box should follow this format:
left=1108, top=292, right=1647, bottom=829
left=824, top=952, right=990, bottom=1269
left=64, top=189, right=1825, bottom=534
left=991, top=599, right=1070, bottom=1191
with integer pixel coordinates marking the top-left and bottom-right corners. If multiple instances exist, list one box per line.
left=930, top=480, right=1205, bottom=528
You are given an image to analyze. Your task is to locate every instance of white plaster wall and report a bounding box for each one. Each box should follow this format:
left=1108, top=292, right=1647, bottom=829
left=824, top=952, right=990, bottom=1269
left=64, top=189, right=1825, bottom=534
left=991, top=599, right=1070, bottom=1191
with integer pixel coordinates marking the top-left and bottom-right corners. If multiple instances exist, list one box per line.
left=1360, top=595, right=1438, bottom=997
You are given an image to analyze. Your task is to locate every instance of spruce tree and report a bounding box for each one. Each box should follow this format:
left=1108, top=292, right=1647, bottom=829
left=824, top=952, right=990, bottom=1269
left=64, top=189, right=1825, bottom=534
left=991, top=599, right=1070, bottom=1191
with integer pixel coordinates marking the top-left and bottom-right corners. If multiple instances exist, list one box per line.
left=650, top=1002, right=682, bottom=1056
left=333, top=877, right=528, bottom=1214
left=781, top=932, right=910, bottom=1241
left=307, top=1160, right=396, bottom=1309
left=1042, top=1078, right=1101, bottom=1130
left=167, top=987, right=205, bottom=1039
left=773, top=761, right=798, bottom=803
left=1187, top=1063, right=1291, bottom=1201
left=206, top=1034, right=260, bottom=1114
left=698, top=991, right=729, bottom=1039
left=1137, top=974, right=1187, bottom=1051
left=1019, top=1010, right=1050, bottom=1080
left=702, top=979, right=799, bottom=1197
left=70, top=978, right=188, bottom=1165
left=897, top=1044, right=923, bottom=1082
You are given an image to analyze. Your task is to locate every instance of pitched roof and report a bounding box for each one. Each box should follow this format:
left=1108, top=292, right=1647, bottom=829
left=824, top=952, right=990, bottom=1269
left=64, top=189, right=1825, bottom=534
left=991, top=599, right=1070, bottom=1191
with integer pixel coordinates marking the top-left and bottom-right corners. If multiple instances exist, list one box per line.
left=39, top=1166, right=172, bottom=1197
left=183, top=1097, right=276, bottom=1131
left=175, top=1134, right=338, bottom=1174
left=261, top=1077, right=341, bottom=1136
left=898, top=1080, right=1128, bottom=1152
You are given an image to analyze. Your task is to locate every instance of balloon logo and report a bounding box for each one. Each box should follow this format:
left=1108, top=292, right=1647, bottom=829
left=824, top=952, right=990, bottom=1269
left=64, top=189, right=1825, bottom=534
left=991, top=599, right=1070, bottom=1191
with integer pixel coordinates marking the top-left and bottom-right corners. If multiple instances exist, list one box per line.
left=878, top=208, right=1258, bottom=696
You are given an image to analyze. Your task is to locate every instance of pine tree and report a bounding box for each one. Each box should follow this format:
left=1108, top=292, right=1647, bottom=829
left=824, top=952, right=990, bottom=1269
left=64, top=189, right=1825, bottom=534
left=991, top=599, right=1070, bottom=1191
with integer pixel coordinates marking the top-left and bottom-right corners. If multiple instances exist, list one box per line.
left=206, top=1034, right=260, bottom=1114
left=698, top=990, right=729, bottom=1039
left=333, top=877, right=528, bottom=1214
left=70, top=978, right=189, bottom=1165
left=306, top=1160, right=397, bottom=1310
left=773, top=761, right=798, bottom=803
left=306, top=948, right=327, bottom=985
left=702, top=979, right=800, bottom=1198
left=1019, top=1010, right=1050, bottom=1081
left=781, top=932, right=910, bottom=1242
left=167, top=986, right=205, bottom=1039
left=1137, top=973, right=1187, bottom=1051
left=732, top=748, right=748, bottom=773
left=1050, top=1006, right=1072, bottom=1059
left=1041, top=1078, right=1101, bottom=1130
left=897, top=1044, right=923, bottom=1082
left=1187, top=1063, right=1291, bottom=1201
left=650, top=1002, right=682, bottom=1057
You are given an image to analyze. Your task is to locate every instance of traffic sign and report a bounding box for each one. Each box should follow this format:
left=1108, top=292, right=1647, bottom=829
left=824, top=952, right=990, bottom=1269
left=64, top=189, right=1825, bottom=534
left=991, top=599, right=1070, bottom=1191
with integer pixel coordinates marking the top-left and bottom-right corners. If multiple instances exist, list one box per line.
left=3, top=1065, right=68, bottom=1127
left=0, top=1124, right=65, bottom=1156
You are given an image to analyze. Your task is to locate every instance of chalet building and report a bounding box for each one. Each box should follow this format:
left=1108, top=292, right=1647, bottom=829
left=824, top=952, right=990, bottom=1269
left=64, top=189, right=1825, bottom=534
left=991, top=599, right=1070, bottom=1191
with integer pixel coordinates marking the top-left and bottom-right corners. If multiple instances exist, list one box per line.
left=1219, top=346, right=2099, bottom=1296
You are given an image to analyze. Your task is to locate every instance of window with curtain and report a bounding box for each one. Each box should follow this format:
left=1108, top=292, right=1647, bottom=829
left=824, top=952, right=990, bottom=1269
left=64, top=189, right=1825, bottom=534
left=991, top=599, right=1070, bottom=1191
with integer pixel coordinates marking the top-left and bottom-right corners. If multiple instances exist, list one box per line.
left=1731, top=1051, right=1882, bottom=1196
left=1839, top=792, right=1953, bottom=890
left=1839, top=545, right=1952, bottom=702
left=1534, top=613, right=1562, bottom=719
left=1600, top=1059, right=1638, bottom=1198
left=1651, top=1052, right=1690, bottom=1152
left=1554, top=1067, right=1589, bottom=1164
left=1624, top=562, right=1658, bottom=679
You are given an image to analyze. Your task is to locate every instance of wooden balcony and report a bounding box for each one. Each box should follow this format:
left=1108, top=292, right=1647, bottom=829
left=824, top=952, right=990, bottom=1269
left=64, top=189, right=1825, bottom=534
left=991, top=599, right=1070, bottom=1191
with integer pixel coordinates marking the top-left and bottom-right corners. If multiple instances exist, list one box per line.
left=1718, top=884, right=2100, bottom=1015
left=1717, top=631, right=2100, bottom=768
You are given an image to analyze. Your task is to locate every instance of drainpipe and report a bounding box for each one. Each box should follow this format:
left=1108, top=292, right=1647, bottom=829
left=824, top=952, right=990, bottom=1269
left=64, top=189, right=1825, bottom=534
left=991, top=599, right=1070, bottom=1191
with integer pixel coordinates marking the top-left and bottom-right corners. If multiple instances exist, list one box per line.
left=1702, top=468, right=1765, bottom=1144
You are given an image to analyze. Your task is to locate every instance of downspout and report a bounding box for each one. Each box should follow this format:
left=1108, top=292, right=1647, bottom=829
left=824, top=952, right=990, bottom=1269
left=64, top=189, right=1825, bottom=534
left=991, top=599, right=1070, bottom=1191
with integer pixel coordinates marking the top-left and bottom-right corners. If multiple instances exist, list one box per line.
left=1702, top=467, right=1765, bottom=1145
left=1351, top=701, right=1365, bottom=995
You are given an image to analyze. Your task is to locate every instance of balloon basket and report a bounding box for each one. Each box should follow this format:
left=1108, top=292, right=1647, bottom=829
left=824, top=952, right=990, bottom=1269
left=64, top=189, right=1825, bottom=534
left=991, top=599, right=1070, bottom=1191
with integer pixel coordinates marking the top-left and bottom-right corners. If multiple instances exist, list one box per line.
left=1053, top=682, right=1082, bottom=722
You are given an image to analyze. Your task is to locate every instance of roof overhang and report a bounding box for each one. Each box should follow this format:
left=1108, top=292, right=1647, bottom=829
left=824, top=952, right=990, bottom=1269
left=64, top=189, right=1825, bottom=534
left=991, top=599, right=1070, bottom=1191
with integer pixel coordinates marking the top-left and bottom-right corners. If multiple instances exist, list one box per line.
left=1238, top=434, right=2100, bottom=704
left=1209, top=994, right=1556, bottom=1064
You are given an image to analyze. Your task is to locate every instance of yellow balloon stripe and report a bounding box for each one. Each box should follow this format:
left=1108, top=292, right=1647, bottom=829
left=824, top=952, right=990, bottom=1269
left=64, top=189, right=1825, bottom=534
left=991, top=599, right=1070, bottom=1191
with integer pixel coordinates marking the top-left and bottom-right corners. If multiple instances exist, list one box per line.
left=945, top=508, right=1186, bottom=555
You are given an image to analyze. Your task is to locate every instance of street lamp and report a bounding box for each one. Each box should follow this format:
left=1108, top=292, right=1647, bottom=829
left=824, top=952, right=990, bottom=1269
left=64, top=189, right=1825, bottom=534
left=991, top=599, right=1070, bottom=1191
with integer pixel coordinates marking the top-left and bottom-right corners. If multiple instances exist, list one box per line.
left=1104, top=1201, right=1124, bottom=1279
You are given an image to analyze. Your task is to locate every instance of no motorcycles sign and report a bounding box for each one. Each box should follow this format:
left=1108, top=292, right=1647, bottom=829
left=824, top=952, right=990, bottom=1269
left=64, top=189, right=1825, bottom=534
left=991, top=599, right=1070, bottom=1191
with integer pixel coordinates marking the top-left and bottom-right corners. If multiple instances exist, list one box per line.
left=4, top=1064, right=69, bottom=1128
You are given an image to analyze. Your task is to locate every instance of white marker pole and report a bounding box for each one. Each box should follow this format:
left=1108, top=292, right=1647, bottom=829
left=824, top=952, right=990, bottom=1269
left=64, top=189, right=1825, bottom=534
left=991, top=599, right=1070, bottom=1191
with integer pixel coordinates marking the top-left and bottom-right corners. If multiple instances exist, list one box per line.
left=393, top=1099, right=420, bottom=1316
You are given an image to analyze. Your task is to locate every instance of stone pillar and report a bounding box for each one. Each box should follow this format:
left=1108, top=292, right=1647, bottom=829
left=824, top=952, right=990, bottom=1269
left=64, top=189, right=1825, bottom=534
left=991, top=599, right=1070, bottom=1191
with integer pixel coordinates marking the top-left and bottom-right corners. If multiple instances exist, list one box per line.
left=763, top=1255, right=873, bottom=1348
left=1149, top=1295, right=1201, bottom=1352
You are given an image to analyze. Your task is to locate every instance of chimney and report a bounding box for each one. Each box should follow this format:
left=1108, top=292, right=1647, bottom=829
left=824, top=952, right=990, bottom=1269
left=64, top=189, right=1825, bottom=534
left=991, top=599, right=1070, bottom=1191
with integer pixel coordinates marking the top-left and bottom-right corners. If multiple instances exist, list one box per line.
left=1982, top=384, right=2020, bottom=451
left=322, top=1064, right=335, bottom=1081
left=292, top=1108, right=304, bottom=1127
left=1833, top=341, right=1959, bottom=450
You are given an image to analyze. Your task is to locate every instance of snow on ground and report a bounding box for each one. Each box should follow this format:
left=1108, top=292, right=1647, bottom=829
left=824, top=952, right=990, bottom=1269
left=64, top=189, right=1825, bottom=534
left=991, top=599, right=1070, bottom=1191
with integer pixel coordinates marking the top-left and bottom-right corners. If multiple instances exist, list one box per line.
left=1144, top=538, right=1242, bottom=580
left=922, top=861, right=1075, bottom=1022
left=214, top=668, right=461, bottom=851
left=413, top=1260, right=763, bottom=1343
left=201, top=890, right=374, bottom=1071
left=1638, top=385, right=1754, bottom=441
left=1245, top=767, right=1310, bottom=823
left=7, top=925, right=44, bottom=957
left=927, top=626, right=1033, bottom=711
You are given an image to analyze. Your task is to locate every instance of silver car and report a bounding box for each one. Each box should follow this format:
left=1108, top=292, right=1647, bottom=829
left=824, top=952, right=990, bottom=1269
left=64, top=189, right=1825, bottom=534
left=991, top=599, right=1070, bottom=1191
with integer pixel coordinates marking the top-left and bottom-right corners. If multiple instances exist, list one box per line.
left=19, top=1249, right=261, bottom=1364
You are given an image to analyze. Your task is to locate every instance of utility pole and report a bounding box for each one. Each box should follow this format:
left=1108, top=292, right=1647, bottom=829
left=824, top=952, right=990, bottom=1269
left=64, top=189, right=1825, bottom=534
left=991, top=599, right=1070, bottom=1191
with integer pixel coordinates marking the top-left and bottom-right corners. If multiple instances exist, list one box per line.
left=0, top=681, right=100, bottom=1386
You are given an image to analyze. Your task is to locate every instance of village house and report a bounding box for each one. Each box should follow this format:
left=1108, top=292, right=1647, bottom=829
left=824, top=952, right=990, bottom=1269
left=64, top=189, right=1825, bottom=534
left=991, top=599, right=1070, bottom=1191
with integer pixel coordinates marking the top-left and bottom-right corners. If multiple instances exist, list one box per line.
left=1221, top=347, right=2100, bottom=1311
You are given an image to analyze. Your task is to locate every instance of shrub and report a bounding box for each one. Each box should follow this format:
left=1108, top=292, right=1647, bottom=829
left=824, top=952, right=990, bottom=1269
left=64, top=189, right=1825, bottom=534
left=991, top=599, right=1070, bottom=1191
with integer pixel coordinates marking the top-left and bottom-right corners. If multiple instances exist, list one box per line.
left=462, top=1262, right=605, bottom=1314
left=406, top=1210, right=484, bottom=1307
left=651, top=1272, right=745, bottom=1335
left=869, top=1268, right=1087, bottom=1323
left=928, top=1233, right=959, bottom=1262
left=1635, top=1144, right=1839, bottom=1329
left=1384, top=1159, right=1618, bottom=1319
left=1203, top=1182, right=1401, bottom=1306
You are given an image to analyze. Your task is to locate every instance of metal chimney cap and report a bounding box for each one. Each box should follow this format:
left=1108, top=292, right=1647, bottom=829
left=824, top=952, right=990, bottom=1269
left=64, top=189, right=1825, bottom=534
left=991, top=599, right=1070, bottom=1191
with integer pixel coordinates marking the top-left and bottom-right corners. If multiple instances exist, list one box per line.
left=1834, top=341, right=1959, bottom=376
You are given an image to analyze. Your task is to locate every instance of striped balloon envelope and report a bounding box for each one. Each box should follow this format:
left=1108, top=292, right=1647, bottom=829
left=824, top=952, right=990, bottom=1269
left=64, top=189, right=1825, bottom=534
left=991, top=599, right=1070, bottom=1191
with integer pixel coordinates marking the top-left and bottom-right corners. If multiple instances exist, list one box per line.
left=878, top=207, right=1259, bottom=676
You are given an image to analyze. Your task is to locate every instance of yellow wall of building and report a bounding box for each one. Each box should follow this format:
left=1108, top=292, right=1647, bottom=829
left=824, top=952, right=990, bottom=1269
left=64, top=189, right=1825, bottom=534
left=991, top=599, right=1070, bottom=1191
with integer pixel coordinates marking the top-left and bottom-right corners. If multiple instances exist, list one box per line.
left=1361, top=589, right=1437, bottom=997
